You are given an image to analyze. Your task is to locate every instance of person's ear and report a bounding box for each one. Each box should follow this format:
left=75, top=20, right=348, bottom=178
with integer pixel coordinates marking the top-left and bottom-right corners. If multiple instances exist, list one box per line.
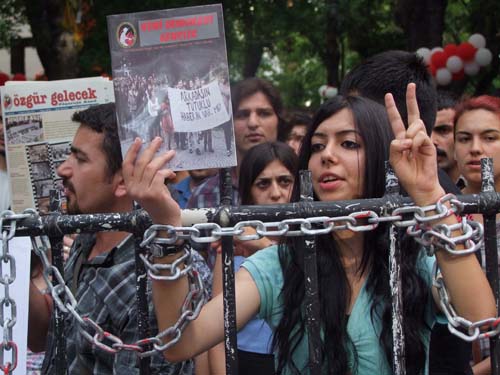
left=113, top=170, right=127, bottom=198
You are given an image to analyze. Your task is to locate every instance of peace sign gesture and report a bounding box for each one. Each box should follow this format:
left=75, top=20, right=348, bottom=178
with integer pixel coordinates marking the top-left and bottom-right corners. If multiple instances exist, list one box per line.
left=385, top=83, right=445, bottom=206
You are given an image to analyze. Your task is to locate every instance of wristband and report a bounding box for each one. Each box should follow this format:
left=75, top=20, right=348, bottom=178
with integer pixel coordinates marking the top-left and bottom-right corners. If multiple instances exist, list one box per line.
left=150, top=241, right=188, bottom=258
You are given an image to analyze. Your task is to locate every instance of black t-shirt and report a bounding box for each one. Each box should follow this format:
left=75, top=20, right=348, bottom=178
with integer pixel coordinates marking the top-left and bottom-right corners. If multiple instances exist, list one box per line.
left=429, top=323, right=473, bottom=375
left=438, top=168, right=462, bottom=195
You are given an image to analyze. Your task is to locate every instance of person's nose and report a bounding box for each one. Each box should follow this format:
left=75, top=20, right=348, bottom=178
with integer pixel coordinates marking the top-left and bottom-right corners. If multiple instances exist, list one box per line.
left=320, top=144, right=338, bottom=166
left=269, top=181, right=283, bottom=201
left=430, top=132, right=439, bottom=147
left=57, top=158, right=72, bottom=179
left=247, top=111, right=260, bottom=129
left=470, top=136, right=484, bottom=156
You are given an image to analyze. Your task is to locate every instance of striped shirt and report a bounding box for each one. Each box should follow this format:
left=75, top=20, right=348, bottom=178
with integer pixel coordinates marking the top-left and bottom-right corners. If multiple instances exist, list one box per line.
left=42, top=233, right=212, bottom=375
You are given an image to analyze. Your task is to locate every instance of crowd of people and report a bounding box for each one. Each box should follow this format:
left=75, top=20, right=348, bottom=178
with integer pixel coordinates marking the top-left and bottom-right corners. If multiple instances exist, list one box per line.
left=1, top=48, right=500, bottom=375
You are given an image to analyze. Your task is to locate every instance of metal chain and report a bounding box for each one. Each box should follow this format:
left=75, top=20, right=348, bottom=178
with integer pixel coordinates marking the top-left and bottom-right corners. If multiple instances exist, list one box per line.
left=26, top=211, right=208, bottom=358
left=1, top=193, right=497, bottom=362
left=0, top=209, right=35, bottom=374
left=141, top=194, right=495, bottom=349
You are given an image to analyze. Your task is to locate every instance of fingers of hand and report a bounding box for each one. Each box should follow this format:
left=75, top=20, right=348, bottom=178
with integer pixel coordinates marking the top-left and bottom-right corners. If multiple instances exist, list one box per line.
left=384, top=93, right=406, bottom=140
left=122, top=137, right=142, bottom=181
left=405, top=119, right=426, bottom=139
left=135, top=137, right=164, bottom=181
left=142, top=150, right=176, bottom=187
left=405, top=83, right=421, bottom=125
left=412, top=130, right=435, bottom=157
left=390, top=138, right=412, bottom=154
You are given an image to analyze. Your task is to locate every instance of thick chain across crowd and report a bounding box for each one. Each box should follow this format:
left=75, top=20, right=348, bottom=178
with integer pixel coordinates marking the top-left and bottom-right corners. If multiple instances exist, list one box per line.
left=0, top=193, right=497, bottom=372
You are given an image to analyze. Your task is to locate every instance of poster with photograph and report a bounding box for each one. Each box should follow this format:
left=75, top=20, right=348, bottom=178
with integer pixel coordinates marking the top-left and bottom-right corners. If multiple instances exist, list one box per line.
left=0, top=78, right=114, bottom=214
left=107, top=3, right=237, bottom=171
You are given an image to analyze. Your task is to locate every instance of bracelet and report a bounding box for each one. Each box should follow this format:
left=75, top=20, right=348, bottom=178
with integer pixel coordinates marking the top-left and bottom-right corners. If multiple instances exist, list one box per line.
left=149, top=241, right=188, bottom=259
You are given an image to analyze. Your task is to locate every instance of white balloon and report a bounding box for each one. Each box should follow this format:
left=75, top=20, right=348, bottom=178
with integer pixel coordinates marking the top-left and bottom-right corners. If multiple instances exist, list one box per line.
left=475, top=48, right=493, bottom=67
left=436, top=68, right=452, bottom=86
left=464, top=61, right=480, bottom=76
left=446, top=56, right=464, bottom=73
left=416, top=47, right=431, bottom=65
left=325, top=86, right=338, bottom=98
left=431, top=47, right=444, bottom=55
left=318, top=85, right=327, bottom=97
left=468, top=33, right=486, bottom=49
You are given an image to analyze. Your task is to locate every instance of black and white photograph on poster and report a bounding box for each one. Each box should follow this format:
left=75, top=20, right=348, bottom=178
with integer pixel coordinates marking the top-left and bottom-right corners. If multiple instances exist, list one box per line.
left=5, top=114, right=43, bottom=144
left=108, top=4, right=236, bottom=171
left=50, top=141, right=71, bottom=161
left=27, top=143, right=50, bottom=163
left=31, top=162, right=52, bottom=181
left=54, top=179, right=67, bottom=213
left=37, top=197, right=50, bottom=215
left=33, top=178, right=54, bottom=198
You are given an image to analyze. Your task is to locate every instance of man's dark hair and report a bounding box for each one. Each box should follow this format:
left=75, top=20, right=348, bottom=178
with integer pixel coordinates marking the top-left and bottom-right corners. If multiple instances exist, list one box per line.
left=436, top=90, right=458, bottom=111
left=231, top=77, right=285, bottom=129
left=72, top=102, right=122, bottom=176
left=340, top=50, right=437, bottom=135
left=278, top=110, right=313, bottom=142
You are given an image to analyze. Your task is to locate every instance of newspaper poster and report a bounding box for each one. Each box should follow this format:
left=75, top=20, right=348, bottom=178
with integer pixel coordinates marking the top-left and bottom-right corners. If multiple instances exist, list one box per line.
left=107, top=3, right=237, bottom=171
left=0, top=77, right=114, bottom=214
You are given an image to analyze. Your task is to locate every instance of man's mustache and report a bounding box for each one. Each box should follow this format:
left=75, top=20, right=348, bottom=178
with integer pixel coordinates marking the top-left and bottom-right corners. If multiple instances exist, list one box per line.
left=62, top=179, right=75, bottom=194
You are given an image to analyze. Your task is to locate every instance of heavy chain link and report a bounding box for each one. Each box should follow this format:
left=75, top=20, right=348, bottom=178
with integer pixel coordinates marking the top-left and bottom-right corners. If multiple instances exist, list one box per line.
left=0, top=193, right=496, bottom=362
left=0, top=209, right=35, bottom=374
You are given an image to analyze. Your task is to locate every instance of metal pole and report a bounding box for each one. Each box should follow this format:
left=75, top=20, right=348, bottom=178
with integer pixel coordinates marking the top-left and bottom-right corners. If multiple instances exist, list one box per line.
left=219, top=168, right=238, bottom=375
left=48, top=191, right=68, bottom=374
left=300, top=170, right=321, bottom=375
left=384, top=162, right=406, bottom=374
left=481, top=158, right=499, bottom=375
left=134, top=235, right=151, bottom=375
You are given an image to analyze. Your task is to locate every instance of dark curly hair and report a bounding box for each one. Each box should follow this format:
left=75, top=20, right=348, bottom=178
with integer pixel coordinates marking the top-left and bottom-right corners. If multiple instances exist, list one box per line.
left=72, top=102, right=121, bottom=177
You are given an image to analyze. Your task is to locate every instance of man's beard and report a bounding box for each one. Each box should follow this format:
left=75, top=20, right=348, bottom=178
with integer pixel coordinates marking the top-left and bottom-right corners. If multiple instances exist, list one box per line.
left=63, top=180, right=81, bottom=215
left=66, top=199, right=82, bottom=215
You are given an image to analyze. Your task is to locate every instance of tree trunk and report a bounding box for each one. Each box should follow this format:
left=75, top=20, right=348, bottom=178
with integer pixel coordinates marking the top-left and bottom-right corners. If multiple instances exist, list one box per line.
left=242, top=42, right=264, bottom=78
left=22, top=0, right=80, bottom=79
left=10, top=37, right=33, bottom=74
left=324, top=0, right=340, bottom=86
left=395, top=0, right=447, bottom=50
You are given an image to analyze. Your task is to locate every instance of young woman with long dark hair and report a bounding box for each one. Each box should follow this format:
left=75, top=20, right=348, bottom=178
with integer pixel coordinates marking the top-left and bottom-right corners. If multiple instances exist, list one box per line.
left=209, top=141, right=298, bottom=374
left=123, top=84, right=495, bottom=375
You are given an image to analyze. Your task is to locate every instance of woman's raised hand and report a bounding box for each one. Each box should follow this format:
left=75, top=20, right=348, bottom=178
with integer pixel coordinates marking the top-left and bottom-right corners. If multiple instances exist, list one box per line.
left=385, top=83, right=444, bottom=205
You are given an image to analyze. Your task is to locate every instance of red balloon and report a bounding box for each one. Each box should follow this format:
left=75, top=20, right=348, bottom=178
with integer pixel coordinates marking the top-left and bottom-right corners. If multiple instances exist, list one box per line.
left=428, top=63, right=437, bottom=76
left=0, top=72, right=10, bottom=86
left=452, top=70, right=465, bottom=81
left=457, top=42, right=477, bottom=61
left=12, top=73, right=26, bottom=81
left=431, top=51, right=448, bottom=69
left=443, top=43, right=459, bottom=57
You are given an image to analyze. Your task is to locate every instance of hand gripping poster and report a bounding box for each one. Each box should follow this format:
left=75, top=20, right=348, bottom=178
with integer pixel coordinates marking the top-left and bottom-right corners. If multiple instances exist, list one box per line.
left=107, top=4, right=237, bottom=171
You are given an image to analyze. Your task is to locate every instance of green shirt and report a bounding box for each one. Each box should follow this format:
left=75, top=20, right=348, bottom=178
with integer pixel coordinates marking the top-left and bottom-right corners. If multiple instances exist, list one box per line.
left=242, top=245, right=438, bottom=374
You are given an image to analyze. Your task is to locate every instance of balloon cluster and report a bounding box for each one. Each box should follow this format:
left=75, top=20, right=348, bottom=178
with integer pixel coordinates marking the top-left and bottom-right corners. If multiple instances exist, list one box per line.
left=416, top=33, right=493, bottom=86
left=318, top=85, right=338, bottom=99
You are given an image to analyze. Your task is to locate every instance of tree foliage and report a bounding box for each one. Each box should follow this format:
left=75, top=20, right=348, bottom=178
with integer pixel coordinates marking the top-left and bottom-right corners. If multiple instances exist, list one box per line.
left=0, top=0, right=26, bottom=49
left=1, top=0, right=499, bottom=106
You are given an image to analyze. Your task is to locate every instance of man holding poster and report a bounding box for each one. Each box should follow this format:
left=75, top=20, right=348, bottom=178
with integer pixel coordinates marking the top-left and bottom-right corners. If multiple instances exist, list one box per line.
left=27, top=103, right=211, bottom=374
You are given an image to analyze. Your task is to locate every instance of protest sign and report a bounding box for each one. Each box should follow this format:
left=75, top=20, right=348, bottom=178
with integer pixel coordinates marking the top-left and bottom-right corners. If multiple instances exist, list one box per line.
left=0, top=77, right=114, bottom=214
left=108, top=4, right=236, bottom=171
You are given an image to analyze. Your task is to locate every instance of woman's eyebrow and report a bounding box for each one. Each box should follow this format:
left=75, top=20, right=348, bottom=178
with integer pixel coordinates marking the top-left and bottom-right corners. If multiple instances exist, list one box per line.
left=312, top=129, right=359, bottom=138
